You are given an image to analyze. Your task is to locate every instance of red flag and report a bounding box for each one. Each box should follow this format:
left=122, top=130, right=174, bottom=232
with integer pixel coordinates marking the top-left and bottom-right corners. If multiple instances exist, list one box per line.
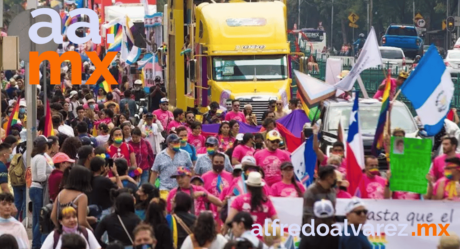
left=44, top=100, right=55, bottom=137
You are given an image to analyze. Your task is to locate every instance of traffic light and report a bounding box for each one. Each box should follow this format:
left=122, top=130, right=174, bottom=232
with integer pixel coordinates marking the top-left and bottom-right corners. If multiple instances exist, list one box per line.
left=447, top=16, right=455, bottom=32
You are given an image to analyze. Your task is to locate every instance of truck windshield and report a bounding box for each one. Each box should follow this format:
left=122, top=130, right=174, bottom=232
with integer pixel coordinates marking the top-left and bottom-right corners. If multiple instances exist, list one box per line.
left=380, top=49, right=404, bottom=59
left=387, top=27, right=417, bottom=36
left=326, top=105, right=417, bottom=134
left=212, top=55, right=288, bottom=81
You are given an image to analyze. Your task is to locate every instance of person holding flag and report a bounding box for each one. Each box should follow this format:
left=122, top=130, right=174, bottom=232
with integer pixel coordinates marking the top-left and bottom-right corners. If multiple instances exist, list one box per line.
left=201, top=153, right=233, bottom=198
left=373, top=71, right=408, bottom=101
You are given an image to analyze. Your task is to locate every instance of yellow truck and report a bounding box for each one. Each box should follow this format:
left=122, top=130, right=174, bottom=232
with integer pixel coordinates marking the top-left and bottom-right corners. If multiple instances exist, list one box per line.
left=164, top=0, right=296, bottom=119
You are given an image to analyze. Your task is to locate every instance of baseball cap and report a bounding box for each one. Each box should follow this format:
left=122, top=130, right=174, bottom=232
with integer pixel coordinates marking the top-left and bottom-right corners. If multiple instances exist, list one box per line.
left=69, top=90, right=78, bottom=98
left=80, top=136, right=94, bottom=146
left=190, top=176, right=204, bottom=183
left=19, top=100, right=26, bottom=107
left=234, top=164, right=242, bottom=171
left=34, top=135, right=49, bottom=146
left=52, top=152, right=75, bottom=164
left=235, top=133, right=244, bottom=141
left=166, top=134, right=180, bottom=143
left=170, top=166, right=192, bottom=178
left=160, top=98, right=169, bottom=104
left=242, top=156, right=256, bottom=165
left=313, top=199, right=335, bottom=218
left=280, top=163, right=294, bottom=170
left=398, top=71, right=409, bottom=79
left=206, top=136, right=219, bottom=146
left=227, top=211, right=253, bottom=228
left=344, top=198, right=366, bottom=214
left=145, top=113, right=154, bottom=119
left=134, top=79, right=143, bottom=85
left=266, top=130, right=281, bottom=141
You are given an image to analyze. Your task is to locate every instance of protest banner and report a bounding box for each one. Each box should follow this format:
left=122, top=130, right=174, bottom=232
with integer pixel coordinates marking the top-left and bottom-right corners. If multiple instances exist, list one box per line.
left=389, top=137, right=432, bottom=194
left=336, top=199, right=460, bottom=249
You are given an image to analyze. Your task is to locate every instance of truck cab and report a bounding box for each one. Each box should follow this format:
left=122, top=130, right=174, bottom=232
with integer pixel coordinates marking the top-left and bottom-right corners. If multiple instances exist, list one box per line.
left=381, top=24, right=424, bottom=59
left=165, top=0, right=292, bottom=120
left=318, top=98, right=419, bottom=170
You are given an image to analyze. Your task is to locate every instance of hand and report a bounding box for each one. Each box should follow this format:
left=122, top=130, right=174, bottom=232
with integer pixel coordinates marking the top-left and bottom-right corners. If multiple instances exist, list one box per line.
left=193, top=191, right=205, bottom=199
left=111, top=163, right=118, bottom=175
left=386, top=170, right=391, bottom=180
left=221, top=225, right=228, bottom=235
left=426, top=174, right=434, bottom=184
left=453, top=108, right=457, bottom=112
left=142, top=114, right=146, bottom=120
left=312, top=125, right=319, bottom=135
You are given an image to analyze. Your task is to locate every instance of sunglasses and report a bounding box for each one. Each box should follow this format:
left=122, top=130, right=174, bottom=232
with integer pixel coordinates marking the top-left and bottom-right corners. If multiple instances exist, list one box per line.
left=276, top=103, right=282, bottom=105
left=352, top=209, right=368, bottom=216
left=269, top=140, right=280, bottom=144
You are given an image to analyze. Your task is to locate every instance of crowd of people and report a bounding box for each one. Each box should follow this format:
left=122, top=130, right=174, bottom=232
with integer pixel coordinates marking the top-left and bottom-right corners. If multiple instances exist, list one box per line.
left=0, top=61, right=460, bottom=249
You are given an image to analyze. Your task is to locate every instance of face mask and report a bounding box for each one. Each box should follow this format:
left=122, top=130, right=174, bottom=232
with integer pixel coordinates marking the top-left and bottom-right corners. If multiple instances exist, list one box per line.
left=19, top=108, right=25, bottom=114
left=89, top=104, right=95, bottom=110
left=61, top=224, right=78, bottom=234
left=114, top=137, right=123, bottom=144
left=180, top=138, right=187, bottom=145
left=445, top=170, right=454, bottom=180
left=213, top=164, right=224, bottom=173
left=172, top=144, right=180, bottom=152
left=369, top=168, right=380, bottom=176
left=134, top=244, right=155, bottom=249
left=331, top=179, right=337, bottom=188
left=7, top=154, right=12, bottom=163
left=207, top=147, right=216, bottom=155
left=255, top=142, right=263, bottom=149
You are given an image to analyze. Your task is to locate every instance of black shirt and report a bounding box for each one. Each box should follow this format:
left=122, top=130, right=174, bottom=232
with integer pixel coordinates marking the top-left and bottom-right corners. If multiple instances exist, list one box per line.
left=95, top=213, right=141, bottom=247
left=299, top=233, right=339, bottom=249
left=155, top=223, right=174, bottom=249
left=175, top=211, right=196, bottom=249
left=149, top=85, right=166, bottom=112
left=133, top=89, right=146, bottom=102
left=88, top=175, right=117, bottom=210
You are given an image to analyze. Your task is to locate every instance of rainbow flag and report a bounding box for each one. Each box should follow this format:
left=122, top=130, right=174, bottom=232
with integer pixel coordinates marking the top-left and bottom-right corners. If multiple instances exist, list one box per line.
left=61, top=14, right=80, bottom=35
left=216, top=175, right=223, bottom=194
left=44, top=100, right=55, bottom=137
left=166, top=214, right=178, bottom=248
left=371, top=71, right=391, bottom=156
left=107, top=24, right=122, bottom=52
left=5, top=100, right=20, bottom=137
left=99, top=81, right=112, bottom=93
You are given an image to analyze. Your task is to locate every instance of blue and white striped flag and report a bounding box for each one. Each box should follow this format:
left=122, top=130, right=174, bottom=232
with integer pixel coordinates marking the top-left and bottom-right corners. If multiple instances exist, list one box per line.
left=126, top=46, right=142, bottom=65
left=137, top=53, right=154, bottom=69
left=400, top=45, right=454, bottom=136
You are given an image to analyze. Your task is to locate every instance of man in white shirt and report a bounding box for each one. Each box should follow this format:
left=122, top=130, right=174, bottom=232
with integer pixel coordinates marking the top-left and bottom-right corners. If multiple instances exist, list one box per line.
left=58, top=112, right=74, bottom=137
left=230, top=211, right=268, bottom=249
left=0, top=193, right=29, bottom=249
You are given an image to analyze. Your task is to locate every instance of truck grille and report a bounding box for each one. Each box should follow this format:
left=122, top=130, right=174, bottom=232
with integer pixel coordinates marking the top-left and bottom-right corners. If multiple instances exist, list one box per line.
left=238, top=100, right=270, bottom=124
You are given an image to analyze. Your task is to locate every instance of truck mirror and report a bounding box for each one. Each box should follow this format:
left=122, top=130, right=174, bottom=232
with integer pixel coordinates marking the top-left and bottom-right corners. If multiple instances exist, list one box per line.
left=189, top=59, right=197, bottom=82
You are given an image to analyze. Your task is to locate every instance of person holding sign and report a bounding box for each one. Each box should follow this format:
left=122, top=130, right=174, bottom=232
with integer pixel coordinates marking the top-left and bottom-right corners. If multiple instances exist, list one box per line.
left=430, top=137, right=460, bottom=182
left=356, top=156, right=387, bottom=199
left=433, top=157, right=460, bottom=201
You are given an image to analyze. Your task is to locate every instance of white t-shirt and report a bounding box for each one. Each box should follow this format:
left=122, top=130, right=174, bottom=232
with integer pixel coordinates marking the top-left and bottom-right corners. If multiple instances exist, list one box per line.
left=59, top=124, right=75, bottom=137
left=180, top=234, right=227, bottom=249
left=96, top=134, right=110, bottom=146
left=41, top=228, right=101, bottom=249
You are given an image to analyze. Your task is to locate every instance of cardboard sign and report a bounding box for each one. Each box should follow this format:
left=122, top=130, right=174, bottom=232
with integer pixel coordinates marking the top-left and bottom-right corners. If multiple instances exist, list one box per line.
left=389, top=137, right=432, bottom=194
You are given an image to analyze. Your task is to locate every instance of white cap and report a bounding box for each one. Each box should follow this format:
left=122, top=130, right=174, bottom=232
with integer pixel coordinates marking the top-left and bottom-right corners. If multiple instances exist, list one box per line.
left=89, top=66, right=95, bottom=71
left=234, top=164, right=242, bottom=170
left=69, top=90, right=78, bottom=98
left=241, top=156, right=256, bottom=165
left=134, top=79, right=143, bottom=85
left=19, top=100, right=26, bottom=107
left=313, top=199, right=335, bottom=218
left=236, top=133, right=244, bottom=141
left=345, top=198, right=366, bottom=214
left=160, top=98, right=169, bottom=104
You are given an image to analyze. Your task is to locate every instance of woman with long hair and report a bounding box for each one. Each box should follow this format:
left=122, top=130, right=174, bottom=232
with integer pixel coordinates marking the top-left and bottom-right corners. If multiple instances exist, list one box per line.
left=225, top=172, right=278, bottom=238
left=47, top=135, right=60, bottom=158
left=270, top=162, right=305, bottom=197
left=97, top=88, right=107, bottom=104
left=134, top=183, right=158, bottom=219
left=144, top=201, right=173, bottom=249
left=229, top=120, right=240, bottom=137
left=181, top=212, right=227, bottom=249
left=60, top=137, right=82, bottom=160
left=50, top=166, right=94, bottom=230
left=96, top=123, right=110, bottom=147
left=129, top=128, right=155, bottom=185
left=106, top=127, right=137, bottom=169
left=29, top=136, right=54, bottom=249
left=166, top=192, right=196, bottom=249
left=42, top=207, right=100, bottom=249
left=95, top=192, right=142, bottom=248
left=217, top=122, right=235, bottom=153
left=231, top=133, right=255, bottom=165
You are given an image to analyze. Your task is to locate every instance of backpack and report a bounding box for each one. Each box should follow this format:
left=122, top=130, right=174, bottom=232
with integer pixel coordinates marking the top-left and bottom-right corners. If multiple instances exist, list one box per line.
left=9, top=153, right=25, bottom=186
left=53, top=227, right=88, bottom=249
left=40, top=203, right=55, bottom=233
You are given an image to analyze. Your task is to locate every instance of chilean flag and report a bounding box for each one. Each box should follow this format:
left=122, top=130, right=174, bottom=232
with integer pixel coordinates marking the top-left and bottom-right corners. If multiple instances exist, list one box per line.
left=346, top=95, right=365, bottom=196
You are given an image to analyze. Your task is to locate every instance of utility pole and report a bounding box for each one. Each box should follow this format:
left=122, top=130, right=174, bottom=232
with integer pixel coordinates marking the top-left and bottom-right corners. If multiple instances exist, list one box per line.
left=367, top=0, right=370, bottom=34
left=331, top=0, right=334, bottom=50
left=447, top=0, right=450, bottom=50
left=298, top=0, right=300, bottom=28
left=370, top=0, right=373, bottom=31
left=458, top=0, right=459, bottom=40
left=413, top=1, right=415, bottom=23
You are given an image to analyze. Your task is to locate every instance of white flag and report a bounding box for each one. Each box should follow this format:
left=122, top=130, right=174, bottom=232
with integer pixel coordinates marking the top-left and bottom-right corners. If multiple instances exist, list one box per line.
left=126, top=46, right=142, bottom=65
left=334, top=27, right=382, bottom=91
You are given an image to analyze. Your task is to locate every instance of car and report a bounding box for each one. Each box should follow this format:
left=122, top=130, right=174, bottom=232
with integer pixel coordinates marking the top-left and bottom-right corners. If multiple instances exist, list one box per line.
left=381, top=25, right=424, bottom=59
left=379, top=46, right=406, bottom=70
left=444, top=50, right=460, bottom=77
left=317, top=98, right=419, bottom=171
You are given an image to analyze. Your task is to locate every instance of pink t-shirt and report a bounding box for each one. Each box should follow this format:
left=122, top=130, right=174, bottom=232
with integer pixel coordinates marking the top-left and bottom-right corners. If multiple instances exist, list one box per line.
left=337, top=189, right=352, bottom=198
left=220, top=177, right=272, bottom=199
left=188, top=133, right=206, bottom=150
left=166, top=185, right=210, bottom=217
left=429, top=154, right=460, bottom=181
left=433, top=177, right=460, bottom=200
left=153, top=109, right=173, bottom=129
left=321, top=155, right=347, bottom=177
left=218, top=135, right=236, bottom=152
left=359, top=174, right=387, bottom=199
left=196, top=147, right=207, bottom=155
left=202, top=171, right=233, bottom=197
left=225, top=111, right=247, bottom=122
left=232, top=145, right=255, bottom=162
left=254, top=149, right=291, bottom=186
left=166, top=120, right=183, bottom=133
left=392, top=191, right=420, bottom=200
left=373, top=78, right=397, bottom=100
left=270, top=181, right=305, bottom=197
left=231, top=193, right=277, bottom=230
